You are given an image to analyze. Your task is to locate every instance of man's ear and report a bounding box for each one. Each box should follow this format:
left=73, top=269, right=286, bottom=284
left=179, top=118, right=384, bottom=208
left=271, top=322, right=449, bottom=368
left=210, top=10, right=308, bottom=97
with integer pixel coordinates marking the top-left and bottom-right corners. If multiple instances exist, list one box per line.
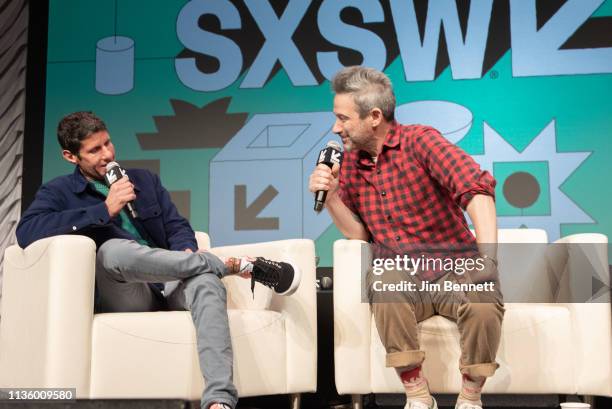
left=370, top=108, right=383, bottom=127
left=62, top=149, right=79, bottom=165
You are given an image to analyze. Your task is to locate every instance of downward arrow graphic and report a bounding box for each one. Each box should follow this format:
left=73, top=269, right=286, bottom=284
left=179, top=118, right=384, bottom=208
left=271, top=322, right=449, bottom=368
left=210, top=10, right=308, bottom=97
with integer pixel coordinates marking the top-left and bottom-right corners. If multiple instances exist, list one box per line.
left=234, top=185, right=279, bottom=230
left=511, top=0, right=612, bottom=76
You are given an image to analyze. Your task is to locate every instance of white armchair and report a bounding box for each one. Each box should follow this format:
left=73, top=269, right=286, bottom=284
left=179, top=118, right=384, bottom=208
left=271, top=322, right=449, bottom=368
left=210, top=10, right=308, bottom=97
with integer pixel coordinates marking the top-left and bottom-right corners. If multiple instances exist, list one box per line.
left=0, top=232, right=317, bottom=408
left=333, top=229, right=611, bottom=407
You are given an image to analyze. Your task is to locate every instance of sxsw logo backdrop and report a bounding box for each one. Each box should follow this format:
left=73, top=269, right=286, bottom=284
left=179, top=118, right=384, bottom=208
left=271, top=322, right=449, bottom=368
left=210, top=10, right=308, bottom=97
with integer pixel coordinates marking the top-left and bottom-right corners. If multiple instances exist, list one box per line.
left=44, top=0, right=612, bottom=265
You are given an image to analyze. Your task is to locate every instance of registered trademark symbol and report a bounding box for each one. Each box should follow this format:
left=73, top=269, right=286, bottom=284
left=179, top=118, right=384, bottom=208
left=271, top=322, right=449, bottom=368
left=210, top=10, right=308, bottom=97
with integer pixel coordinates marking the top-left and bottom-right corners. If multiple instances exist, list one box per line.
left=489, top=70, right=499, bottom=79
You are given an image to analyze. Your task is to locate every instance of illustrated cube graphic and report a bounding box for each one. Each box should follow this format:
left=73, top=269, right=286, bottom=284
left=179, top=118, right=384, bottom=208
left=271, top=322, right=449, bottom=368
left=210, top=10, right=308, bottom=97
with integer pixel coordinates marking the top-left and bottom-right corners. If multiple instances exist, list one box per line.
left=209, top=112, right=340, bottom=246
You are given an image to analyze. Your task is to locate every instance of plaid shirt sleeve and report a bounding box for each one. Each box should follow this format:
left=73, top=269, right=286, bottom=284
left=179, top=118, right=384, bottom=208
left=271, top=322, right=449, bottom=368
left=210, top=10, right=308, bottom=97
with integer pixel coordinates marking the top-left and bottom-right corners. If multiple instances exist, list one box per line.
left=338, top=175, right=357, bottom=215
left=336, top=152, right=361, bottom=216
left=409, top=126, right=496, bottom=209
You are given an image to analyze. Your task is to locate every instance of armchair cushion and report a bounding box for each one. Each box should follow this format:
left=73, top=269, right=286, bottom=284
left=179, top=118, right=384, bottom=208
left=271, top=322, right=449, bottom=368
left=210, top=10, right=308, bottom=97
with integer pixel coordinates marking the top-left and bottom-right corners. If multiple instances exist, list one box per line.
left=90, top=310, right=287, bottom=399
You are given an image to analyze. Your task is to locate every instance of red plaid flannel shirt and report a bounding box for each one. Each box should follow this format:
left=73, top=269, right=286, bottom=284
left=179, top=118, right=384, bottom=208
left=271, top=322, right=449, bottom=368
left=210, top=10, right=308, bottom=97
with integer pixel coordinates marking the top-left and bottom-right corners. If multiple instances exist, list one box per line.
left=338, top=122, right=496, bottom=281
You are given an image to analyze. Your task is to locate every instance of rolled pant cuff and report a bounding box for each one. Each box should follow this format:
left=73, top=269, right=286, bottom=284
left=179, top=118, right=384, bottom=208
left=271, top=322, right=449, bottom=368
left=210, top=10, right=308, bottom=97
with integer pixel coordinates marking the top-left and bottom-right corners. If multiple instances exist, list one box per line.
left=459, top=362, right=499, bottom=378
left=386, top=350, right=426, bottom=368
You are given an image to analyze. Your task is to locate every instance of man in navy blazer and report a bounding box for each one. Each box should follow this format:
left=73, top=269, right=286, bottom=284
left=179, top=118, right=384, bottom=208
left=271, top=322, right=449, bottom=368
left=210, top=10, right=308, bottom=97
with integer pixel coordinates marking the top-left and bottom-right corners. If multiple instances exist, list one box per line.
left=16, top=111, right=301, bottom=409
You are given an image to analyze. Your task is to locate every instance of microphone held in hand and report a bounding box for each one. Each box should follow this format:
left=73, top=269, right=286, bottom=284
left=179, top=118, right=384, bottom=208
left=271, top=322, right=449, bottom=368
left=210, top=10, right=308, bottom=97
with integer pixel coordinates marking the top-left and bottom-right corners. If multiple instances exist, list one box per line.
left=104, top=161, right=138, bottom=218
left=314, top=140, right=343, bottom=212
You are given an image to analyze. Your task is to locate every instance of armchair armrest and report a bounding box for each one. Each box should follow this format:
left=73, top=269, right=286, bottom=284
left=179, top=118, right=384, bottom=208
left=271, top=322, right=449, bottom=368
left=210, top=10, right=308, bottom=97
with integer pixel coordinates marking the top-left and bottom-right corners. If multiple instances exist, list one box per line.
left=0, top=235, right=96, bottom=397
left=552, top=233, right=611, bottom=396
left=194, top=231, right=211, bottom=250
left=333, top=239, right=372, bottom=395
left=210, top=238, right=317, bottom=394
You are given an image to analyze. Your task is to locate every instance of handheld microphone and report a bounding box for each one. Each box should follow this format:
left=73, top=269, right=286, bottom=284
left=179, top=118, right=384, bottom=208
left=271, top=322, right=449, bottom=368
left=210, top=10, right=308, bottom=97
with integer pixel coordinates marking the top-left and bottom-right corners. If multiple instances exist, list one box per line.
left=314, top=140, right=343, bottom=212
left=104, top=161, right=138, bottom=218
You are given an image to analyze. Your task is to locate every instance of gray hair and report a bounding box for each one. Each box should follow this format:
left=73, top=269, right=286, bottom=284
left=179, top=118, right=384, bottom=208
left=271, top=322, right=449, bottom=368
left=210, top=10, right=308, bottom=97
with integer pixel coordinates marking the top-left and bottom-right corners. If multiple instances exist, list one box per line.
left=331, top=66, right=396, bottom=121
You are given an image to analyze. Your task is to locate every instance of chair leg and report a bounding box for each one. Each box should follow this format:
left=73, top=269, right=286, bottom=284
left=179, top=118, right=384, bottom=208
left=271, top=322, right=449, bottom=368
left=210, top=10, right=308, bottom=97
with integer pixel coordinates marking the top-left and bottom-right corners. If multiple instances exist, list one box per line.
left=290, top=393, right=301, bottom=409
left=351, top=394, right=363, bottom=409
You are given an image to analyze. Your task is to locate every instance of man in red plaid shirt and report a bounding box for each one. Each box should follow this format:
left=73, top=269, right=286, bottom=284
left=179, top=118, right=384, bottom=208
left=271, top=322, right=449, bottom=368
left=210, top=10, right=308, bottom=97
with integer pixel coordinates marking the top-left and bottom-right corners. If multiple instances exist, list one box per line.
left=309, top=66, right=504, bottom=409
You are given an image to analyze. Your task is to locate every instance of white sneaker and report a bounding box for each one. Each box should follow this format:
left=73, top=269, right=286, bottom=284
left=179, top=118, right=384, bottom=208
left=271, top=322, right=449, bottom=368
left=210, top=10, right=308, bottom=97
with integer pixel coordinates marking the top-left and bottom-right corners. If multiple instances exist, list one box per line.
left=406, top=397, right=438, bottom=409
left=455, top=402, right=483, bottom=409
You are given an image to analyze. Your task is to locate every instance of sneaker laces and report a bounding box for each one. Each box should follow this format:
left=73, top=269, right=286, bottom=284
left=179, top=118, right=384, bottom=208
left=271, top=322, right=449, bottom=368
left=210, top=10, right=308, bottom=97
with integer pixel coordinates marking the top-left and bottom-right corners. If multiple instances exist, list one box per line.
left=251, top=257, right=281, bottom=294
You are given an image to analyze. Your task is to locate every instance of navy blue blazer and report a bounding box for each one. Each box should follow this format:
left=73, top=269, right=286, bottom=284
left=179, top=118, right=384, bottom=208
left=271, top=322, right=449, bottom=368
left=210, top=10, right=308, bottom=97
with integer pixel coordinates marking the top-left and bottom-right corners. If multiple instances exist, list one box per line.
left=16, top=166, right=197, bottom=252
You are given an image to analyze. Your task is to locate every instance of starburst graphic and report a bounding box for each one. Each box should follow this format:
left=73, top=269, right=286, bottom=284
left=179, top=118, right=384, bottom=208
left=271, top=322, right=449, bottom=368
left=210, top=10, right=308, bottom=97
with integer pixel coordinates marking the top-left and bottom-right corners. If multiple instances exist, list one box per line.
left=472, top=120, right=593, bottom=240
left=136, top=98, right=248, bottom=150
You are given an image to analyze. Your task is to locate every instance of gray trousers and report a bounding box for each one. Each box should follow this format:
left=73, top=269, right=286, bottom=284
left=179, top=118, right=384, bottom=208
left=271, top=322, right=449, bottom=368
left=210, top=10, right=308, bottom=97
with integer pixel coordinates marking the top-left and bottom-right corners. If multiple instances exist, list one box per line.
left=95, top=239, right=238, bottom=409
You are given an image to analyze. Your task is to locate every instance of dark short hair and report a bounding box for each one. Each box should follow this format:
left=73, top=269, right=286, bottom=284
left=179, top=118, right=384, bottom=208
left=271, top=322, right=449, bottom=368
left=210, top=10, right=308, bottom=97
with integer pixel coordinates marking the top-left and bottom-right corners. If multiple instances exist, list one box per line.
left=57, top=111, right=107, bottom=154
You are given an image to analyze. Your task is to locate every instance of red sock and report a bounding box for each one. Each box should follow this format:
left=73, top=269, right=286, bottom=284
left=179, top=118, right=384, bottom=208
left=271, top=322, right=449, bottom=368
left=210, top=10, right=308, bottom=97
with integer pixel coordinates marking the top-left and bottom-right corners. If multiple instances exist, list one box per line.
left=458, top=373, right=485, bottom=404
left=399, top=366, right=432, bottom=406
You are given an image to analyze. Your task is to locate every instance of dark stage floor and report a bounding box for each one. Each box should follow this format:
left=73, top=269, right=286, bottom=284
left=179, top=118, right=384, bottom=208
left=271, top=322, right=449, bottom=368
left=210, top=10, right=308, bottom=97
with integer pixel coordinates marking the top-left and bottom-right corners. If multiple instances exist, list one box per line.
left=0, top=393, right=608, bottom=409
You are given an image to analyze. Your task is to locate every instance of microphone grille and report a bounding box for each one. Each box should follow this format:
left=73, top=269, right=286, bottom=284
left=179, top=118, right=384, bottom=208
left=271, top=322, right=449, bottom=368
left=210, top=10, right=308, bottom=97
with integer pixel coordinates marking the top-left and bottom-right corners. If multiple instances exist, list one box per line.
left=320, top=276, right=333, bottom=289
left=105, top=161, right=119, bottom=171
left=326, top=140, right=342, bottom=151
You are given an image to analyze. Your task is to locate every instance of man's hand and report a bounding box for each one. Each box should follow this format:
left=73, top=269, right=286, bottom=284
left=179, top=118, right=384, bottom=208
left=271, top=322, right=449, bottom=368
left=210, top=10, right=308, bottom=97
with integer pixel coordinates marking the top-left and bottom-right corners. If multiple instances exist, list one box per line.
left=104, top=177, right=136, bottom=218
left=308, top=162, right=340, bottom=203
left=468, top=256, right=499, bottom=284
left=308, top=162, right=370, bottom=241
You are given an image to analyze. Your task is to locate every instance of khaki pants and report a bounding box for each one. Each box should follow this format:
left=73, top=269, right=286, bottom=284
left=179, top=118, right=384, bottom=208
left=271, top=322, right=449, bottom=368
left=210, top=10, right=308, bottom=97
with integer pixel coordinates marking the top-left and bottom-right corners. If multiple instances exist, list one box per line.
left=367, top=268, right=505, bottom=379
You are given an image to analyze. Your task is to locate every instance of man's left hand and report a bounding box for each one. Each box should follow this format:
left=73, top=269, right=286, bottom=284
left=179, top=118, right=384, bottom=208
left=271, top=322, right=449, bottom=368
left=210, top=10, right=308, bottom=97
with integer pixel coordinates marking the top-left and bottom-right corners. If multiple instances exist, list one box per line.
left=468, top=256, right=499, bottom=284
